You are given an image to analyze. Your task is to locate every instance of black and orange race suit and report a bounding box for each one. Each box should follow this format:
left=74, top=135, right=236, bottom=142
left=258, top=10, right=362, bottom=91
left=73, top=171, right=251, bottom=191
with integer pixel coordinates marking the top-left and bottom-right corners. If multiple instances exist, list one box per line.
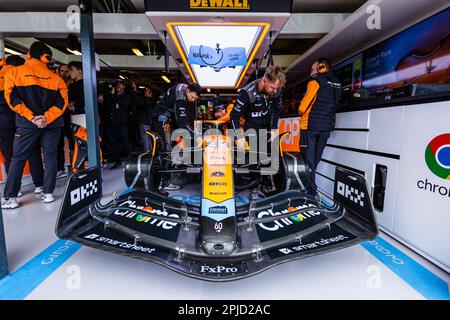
left=298, top=72, right=341, bottom=131
left=4, top=58, right=68, bottom=128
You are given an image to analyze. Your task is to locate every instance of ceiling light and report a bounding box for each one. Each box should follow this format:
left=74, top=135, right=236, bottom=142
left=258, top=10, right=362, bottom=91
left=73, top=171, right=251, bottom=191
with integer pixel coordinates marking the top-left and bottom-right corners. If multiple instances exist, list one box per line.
left=161, top=75, right=171, bottom=83
left=4, top=48, right=23, bottom=55
left=166, top=22, right=270, bottom=89
left=139, top=86, right=145, bottom=89
left=132, top=48, right=144, bottom=56
left=67, top=48, right=82, bottom=55
left=119, top=75, right=125, bottom=80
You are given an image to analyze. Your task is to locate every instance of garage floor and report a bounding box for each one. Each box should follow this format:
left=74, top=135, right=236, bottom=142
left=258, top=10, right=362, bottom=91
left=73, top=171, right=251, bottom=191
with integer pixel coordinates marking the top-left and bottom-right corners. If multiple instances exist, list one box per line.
left=1, top=169, right=449, bottom=300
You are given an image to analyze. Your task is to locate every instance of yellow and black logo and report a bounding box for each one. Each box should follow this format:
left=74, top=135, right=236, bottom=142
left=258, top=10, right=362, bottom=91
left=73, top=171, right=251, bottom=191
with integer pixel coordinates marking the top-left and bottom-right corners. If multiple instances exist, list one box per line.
left=190, top=0, right=250, bottom=10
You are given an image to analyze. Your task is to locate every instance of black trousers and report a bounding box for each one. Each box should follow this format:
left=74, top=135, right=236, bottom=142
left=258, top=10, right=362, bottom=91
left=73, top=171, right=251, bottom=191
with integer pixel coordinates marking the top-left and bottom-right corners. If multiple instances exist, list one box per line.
left=4, top=127, right=61, bottom=198
left=107, top=124, right=131, bottom=163
left=300, top=130, right=331, bottom=196
left=0, top=127, right=44, bottom=186
left=0, top=127, right=15, bottom=174
left=57, top=122, right=73, bottom=171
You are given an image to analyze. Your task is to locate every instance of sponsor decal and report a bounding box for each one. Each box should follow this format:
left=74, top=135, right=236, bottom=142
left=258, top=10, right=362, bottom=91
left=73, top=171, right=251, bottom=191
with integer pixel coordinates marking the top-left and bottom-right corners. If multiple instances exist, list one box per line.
left=190, top=0, right=250, bottom=11
left=336, top=181, right=365, bottom=207
left=70, top=180, right=98, bottom=205
left=113, top=200, right=179, bottom=230
left=278, top=235, right=350, bottom=255
left=425, top=133, right=450, bottom=180
left=257, top=204, right=322, bottom=232
left=83, top=233, right=157, bottom=255
left=208, top=206, right=228, bottom=215
left=417, top=134, right=450, bottom=198
left=255, top=203, right=328, bottom=243
left=278, top=248, right=293, bottom=255
left=192, top=263, right=246, bottom=275
left=416, top=179, right=450, bottom=198
left=209, top=182, right=227, bottom=186
left=211, top=171, right=225, bottom=177
left=267, top=224, right=357, bottom=260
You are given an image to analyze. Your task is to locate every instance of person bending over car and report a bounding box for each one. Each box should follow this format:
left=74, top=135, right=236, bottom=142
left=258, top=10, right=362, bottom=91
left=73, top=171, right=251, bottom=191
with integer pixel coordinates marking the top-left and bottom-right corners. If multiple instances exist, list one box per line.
left=230, top=65, right=286, bottom=195
left=152, top=82, right=202, bottom=190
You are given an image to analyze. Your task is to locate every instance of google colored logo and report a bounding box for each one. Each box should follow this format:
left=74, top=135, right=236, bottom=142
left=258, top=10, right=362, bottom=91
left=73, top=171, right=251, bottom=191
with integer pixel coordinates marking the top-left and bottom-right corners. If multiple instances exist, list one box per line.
left=425, top=134, right=450, bottom=180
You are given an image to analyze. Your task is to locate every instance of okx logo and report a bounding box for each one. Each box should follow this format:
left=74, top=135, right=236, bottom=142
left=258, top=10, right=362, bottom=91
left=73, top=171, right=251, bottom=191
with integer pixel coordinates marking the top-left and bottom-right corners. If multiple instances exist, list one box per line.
left=425, top=133, right=450, bottom=180
left=70, top=180, right=98, bottom=205
left=337, top=182, right=365, bottom=207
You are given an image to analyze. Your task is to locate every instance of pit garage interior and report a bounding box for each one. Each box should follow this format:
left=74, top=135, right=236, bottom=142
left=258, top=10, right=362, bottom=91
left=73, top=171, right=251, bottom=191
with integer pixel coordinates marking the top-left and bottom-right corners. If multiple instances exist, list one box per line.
left=0, top=0, right=449, bottom=300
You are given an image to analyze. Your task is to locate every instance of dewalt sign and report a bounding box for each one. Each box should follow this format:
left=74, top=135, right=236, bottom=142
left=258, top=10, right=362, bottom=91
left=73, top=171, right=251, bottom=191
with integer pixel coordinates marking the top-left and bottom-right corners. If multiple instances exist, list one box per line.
left=190, top=0, right=249, bottom=10
left=145, top=0, right=292, bottom=13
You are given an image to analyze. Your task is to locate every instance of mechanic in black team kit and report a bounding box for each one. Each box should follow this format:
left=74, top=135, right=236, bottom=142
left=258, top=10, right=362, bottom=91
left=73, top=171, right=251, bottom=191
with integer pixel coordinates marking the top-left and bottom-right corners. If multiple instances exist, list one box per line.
left=152, top=82, right=202, bottom=190
left=231, top=66, right=285, bottom=134
left=230, top=66, right=286, bottom=195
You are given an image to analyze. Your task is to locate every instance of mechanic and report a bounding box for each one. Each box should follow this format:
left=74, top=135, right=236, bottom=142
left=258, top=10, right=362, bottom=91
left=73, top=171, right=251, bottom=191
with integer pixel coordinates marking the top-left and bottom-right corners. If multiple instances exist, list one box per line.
left=298, top=58, right=341, bottom=198
left=104, top=79, right=133, bottom=170
left=152, top=82, right=202, bottom=190
left=67, top=61, right=85, bottom=115
left=230, top=65, right=286, bottom=195
left=132, top=85, right=154, bottom=152
left=2, top=42, right=68, bottom=208
left=230, top=65, right=285, bottom=138
left=56, top=63, right=73, bottom=174
left=153, top=83, right=202, bottom=140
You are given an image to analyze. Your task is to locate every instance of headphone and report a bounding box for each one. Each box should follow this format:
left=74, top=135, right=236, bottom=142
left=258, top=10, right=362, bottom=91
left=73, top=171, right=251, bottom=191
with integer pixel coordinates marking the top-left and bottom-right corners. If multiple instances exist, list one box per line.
left=40, top=53, right=51, bottom=64
left=318, top=62, right=329, bottom=74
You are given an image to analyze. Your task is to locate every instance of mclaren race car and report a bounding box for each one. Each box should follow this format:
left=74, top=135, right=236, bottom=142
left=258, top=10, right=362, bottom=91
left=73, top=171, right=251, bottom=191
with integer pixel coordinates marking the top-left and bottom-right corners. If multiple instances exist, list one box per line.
left=56, top=121, right=378, bottom=281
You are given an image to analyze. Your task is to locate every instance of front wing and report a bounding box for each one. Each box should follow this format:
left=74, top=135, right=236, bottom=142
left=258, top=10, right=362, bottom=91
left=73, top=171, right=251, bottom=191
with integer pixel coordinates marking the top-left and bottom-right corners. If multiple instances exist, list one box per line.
left=55, top=166, right=378, bottom=281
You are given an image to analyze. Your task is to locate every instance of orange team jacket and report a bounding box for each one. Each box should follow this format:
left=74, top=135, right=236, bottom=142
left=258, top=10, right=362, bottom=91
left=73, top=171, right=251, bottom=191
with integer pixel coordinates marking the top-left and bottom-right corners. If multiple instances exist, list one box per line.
left=0, top=64, right=18, bottom=127
left=298, top=80, right=320, bottom=131
left=4, top=58, right=68, bottom=129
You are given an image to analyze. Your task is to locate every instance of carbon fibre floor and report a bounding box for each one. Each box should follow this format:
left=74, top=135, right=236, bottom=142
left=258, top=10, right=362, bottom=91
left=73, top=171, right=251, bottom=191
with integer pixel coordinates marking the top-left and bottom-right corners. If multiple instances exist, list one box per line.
left=1, top=169, right=449, bottom=300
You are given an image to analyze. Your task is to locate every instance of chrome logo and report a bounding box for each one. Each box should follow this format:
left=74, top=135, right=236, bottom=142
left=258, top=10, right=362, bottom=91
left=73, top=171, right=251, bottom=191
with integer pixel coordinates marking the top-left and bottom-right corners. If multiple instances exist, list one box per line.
left=136, top=206, right=154, bottom=222
left=425, top=134, right=450, bottom=180
left=288, top=207, right=304, bottom=222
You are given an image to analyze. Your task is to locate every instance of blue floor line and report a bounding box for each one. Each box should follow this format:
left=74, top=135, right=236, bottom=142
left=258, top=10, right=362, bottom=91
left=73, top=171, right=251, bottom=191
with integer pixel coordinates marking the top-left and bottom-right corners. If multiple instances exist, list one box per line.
left=361, top=237, right=450, bottom=300
left=0, top=240, right=81, bottom=300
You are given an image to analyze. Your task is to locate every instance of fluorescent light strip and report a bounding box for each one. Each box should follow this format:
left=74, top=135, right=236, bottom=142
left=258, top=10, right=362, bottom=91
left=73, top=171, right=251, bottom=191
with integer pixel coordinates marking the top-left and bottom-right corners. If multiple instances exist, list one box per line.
left=162, top=75, right=171, bottom=83
left=4, top=48, right=23, bottom=55
left=132, top=48, right=144, bottom=56
left=67, top=48, right=82, bottom=55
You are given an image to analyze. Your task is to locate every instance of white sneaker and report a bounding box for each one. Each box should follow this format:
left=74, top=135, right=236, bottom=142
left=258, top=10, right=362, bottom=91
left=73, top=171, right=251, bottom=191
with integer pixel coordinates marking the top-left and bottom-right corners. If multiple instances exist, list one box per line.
left=17, top=191, right=23, bottom=198
left=35, top=186, right=43, bottom=194
left=2, top=198, right=19, bottom=209
left=161, top=182, right=181, bottom=191
left=41, top=193, right=55, bottom=203
left=56, top=171, right=68, bottom=179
